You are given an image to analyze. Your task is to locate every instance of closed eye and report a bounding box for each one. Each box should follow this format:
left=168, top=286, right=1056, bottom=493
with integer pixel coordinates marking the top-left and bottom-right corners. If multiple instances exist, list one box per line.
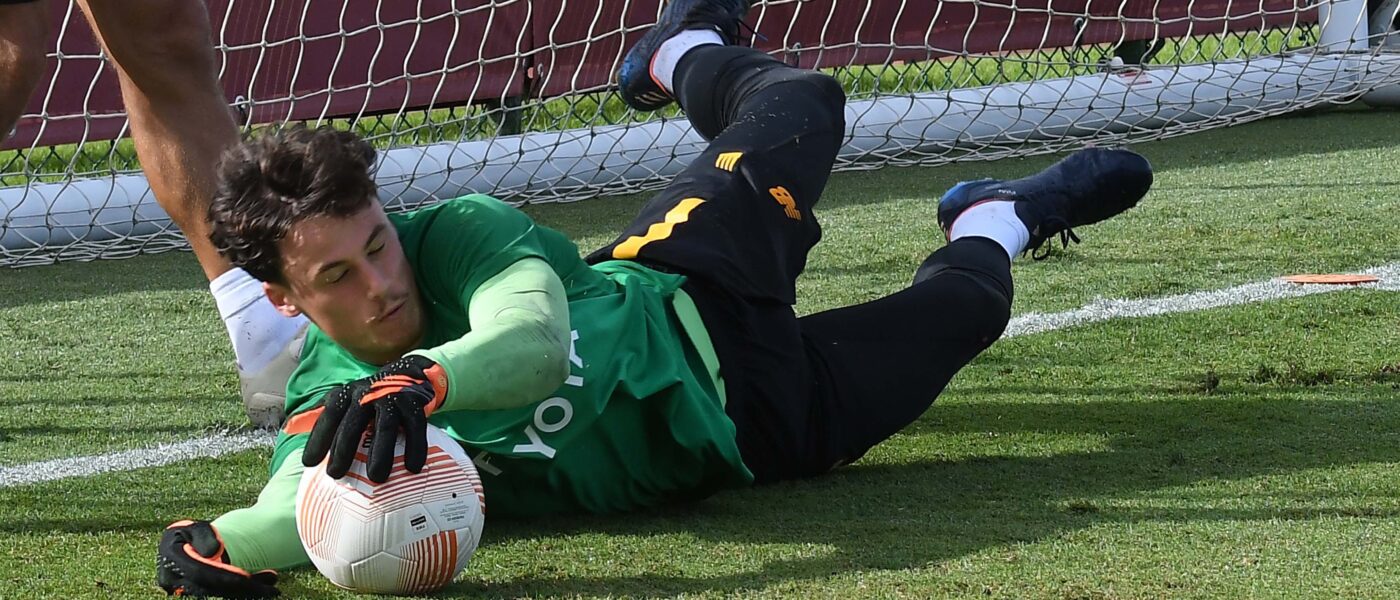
left=322, top=266, right=349, bottom=285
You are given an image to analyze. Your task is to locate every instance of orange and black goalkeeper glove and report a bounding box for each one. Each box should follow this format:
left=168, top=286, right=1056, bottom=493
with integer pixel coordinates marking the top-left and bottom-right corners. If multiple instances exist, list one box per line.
left=302, top=355, right=448, bottom=483
left=155, top=520, right=279, bottom=598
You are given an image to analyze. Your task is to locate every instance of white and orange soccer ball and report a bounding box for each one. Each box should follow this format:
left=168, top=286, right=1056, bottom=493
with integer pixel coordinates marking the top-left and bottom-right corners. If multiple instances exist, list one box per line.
left=295, top=424, right=486, bottom=595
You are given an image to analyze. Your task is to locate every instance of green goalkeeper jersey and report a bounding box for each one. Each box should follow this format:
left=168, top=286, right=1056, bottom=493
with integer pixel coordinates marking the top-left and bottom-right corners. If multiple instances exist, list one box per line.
left=271, top=195, right=752, bottom=516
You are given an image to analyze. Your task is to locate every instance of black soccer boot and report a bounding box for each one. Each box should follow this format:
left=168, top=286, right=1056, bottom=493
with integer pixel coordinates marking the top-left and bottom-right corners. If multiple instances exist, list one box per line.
left=936, top=147, right=1153, bottom=258
left=616, top=0, right=754, bottom=111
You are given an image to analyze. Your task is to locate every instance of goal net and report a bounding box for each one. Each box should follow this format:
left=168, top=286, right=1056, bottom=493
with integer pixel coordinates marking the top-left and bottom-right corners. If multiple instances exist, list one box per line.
left=2, top=0, right=1398, bottom=266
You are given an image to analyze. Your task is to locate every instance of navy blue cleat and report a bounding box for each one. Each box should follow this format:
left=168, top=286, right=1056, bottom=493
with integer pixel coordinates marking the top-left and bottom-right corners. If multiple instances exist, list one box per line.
left=617, top=0, right=753, bottom=111
left=937, top=147, right=1153, bottom=258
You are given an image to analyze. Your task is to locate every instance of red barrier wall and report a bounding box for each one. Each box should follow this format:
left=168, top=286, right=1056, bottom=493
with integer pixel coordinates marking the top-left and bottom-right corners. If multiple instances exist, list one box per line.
left=5, top=0, right=1316, bottom=150
left=7, top=0, right=526, bottom=149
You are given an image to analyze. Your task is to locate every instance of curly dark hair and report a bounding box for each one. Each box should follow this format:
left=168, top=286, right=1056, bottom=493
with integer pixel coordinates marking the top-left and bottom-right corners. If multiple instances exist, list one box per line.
left=209, top=125, right=378, bottom=283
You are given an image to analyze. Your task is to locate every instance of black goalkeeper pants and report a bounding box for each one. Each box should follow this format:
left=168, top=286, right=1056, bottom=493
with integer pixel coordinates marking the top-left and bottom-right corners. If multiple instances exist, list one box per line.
left=587, top=46, right=1013, bottom=483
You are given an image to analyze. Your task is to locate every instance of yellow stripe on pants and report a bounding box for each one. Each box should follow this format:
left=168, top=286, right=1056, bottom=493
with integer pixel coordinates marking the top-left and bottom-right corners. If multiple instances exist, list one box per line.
left=715, top=151, right=743, bottom=172
left=611, top=197, right=706, bottom=260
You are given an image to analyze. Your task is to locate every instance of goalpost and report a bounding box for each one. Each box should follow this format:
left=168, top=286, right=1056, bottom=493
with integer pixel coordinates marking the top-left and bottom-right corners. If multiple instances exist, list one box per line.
left=2, top=0, right=1399, bottom=267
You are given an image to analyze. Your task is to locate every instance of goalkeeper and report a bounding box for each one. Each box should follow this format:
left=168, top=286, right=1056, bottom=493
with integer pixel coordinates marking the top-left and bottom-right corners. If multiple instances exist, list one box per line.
left=155, top=0, right=1153, bottom=596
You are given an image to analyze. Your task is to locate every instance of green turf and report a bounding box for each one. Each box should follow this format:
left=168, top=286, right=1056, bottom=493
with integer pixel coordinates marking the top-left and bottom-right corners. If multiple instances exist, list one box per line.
left=0, top=106, right=1397, bottom=598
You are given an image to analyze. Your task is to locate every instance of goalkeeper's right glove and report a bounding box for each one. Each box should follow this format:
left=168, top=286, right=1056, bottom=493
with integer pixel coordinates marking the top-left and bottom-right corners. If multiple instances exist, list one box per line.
left=155, top=520, right=279, bottom=598
left=302, top=357, right=447, bottom=483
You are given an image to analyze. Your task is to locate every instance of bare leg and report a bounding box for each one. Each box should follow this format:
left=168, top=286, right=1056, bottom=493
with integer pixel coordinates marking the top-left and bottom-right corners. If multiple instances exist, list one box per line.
left=76, top=0, right=238, bottom=280
left=76, top=0, right=306, bottom=428
left=0, top=0, right=48, bottom=142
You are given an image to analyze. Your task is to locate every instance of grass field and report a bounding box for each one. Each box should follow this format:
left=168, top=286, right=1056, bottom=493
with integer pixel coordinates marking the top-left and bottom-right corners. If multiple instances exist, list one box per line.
left=1, top=105, right=1398, bottom=598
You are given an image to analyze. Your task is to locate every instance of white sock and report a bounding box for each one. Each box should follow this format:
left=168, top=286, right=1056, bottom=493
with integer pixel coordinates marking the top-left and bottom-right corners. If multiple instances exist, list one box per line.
left=651, top=29, right=724, bottom=94
left=210, top=268, right=309, bottom=374
left=948, top=200, right=1031, bottom=261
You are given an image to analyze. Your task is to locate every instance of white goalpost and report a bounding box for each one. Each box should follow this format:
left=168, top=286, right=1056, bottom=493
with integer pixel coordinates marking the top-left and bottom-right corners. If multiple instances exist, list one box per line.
left=2, top=0, right=1398, bottom=266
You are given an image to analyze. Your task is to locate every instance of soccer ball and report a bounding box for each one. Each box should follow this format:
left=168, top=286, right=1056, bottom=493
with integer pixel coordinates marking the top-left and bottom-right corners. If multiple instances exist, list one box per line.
left=295, top=425, right=486, bottom=595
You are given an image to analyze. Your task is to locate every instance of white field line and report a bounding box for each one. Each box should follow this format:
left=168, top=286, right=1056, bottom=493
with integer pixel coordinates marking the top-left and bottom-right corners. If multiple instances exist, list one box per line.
left=0, top=429, right=275, bottom=488
left=1, top=264, right=1395, bottom=489
left=1005, top=262, right=1400, bottom=338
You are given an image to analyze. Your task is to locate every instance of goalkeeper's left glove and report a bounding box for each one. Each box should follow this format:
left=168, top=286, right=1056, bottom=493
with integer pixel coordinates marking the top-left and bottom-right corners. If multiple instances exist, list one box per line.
left=302, top=355, right=448, bottom=483
left=155, top=520, right=279, bottom=598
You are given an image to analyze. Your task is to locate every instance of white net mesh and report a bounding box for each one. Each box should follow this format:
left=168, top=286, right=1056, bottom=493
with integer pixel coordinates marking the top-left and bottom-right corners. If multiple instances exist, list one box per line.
left=2, top=0, right=1399, bottom=266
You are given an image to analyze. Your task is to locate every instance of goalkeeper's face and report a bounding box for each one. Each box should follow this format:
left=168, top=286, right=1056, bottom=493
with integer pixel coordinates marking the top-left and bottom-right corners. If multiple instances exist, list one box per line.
left=264, top=204, right=424, bottom=365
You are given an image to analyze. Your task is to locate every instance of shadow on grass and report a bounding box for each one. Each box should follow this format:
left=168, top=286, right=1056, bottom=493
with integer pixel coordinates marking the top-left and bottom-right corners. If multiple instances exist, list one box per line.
left=0, top=251, right=205, bottom=310
left=0, top=420, right=234, bottom=439
left=0, top=451, right=270, bottom=535
left=0, top=389, right=1392, bottom=595
left=0, top=368, right=233, bottom=385
left=453, top=390, right=1399, bottom=598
